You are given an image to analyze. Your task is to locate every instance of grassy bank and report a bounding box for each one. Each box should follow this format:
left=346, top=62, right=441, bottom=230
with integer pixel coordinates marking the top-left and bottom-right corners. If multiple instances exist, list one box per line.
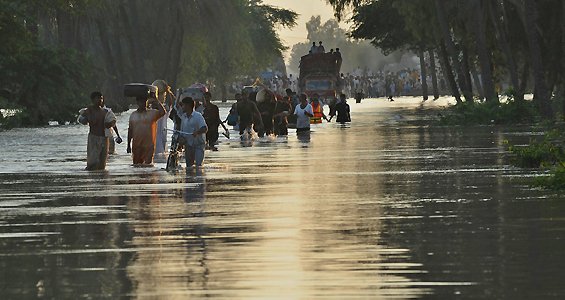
left=438, top=93, right=565, bottom=189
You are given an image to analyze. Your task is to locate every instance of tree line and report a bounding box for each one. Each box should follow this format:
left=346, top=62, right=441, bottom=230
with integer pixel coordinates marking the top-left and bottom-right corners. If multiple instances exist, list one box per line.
left=0, top=0, right=296, bottom=127
left=329, top=0, right=565, bottom=119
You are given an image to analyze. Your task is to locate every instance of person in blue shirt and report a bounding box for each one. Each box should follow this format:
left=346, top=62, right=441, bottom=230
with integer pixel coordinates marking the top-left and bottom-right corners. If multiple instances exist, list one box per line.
left=177, top=97, right=208, bottom=168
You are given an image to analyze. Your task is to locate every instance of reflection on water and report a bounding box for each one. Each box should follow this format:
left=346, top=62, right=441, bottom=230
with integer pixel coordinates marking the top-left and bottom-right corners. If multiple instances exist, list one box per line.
left=0, top=97, right=564, bottom=299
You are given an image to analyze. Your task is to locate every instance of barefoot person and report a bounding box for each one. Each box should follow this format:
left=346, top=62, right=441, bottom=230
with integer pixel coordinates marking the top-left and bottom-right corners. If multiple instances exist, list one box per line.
left=78, top=91, right=117, bottom=171
left=127, top=88, right=166, bottom=165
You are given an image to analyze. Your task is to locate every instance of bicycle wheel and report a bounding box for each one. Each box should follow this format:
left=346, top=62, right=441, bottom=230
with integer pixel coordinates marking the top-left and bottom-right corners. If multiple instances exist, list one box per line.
left=166, top=152, right=177, bottom=171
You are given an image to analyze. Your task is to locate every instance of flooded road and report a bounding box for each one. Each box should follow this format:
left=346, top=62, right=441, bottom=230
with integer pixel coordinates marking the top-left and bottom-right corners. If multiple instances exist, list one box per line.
left=1, top=97, right=564, bottom=299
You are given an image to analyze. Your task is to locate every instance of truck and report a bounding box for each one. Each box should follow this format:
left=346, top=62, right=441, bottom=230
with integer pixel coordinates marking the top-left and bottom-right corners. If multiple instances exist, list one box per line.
left=298, top=52, right=342, bottom=103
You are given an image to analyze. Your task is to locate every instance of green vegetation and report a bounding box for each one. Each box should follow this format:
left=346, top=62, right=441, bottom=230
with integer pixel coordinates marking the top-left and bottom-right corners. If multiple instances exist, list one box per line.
left=438, top=92, right=540, bottom=126
left=329, top=0, right=565, bottom=118
left=508, top=125, right=565, bottom=189
left=0, top=0, right=297, bottom=128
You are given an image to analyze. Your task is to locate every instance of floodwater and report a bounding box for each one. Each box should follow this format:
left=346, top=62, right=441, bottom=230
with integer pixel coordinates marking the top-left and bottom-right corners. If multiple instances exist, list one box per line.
left=0, top=97, right=564, bottom=299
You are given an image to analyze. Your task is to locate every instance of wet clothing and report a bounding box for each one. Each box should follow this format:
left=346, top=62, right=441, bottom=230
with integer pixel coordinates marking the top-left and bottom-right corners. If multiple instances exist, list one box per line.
left=335, top=101, right=351, bottom=123
left=226, top=103, right=238, bottom=126
left=81, top=106, right=115, bottom=170
left=310, top=101, right=323, bottom=124
left=294, top=103, right=313, bottom=130
left=287, top=95, right=299, bottom=125
left=103, top=107, right=118, bottom=155
left=129, top=109, right=162, bottom=164
left=82, top=107, right=108, bottom=137
left=86, top=134, right=109, bottom=170
left=203, top=102, right=221, bottom=146
left=154, top=110, right=169, bottom=156
left=236, top=100, right=261, bottom=135
left=179, top=110, right=207, bottom=167
left=258, top=100, right=276, bottom=136
left=273, top=100, right=291, bottom=136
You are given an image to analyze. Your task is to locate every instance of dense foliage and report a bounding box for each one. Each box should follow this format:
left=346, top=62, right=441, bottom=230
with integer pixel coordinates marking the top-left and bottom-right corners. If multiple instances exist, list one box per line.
left=329, top=0, right=565, bottom=120
left=0, top=0, right=296, bottom=128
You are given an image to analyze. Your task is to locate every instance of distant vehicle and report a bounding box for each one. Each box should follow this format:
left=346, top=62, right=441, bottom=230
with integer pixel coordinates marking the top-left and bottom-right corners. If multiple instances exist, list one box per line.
left=298, top=52, right=342, bottom=104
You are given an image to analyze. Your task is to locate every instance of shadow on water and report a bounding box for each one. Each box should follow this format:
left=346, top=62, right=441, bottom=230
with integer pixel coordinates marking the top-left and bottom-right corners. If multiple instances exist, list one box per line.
left=0, top=98, right=564, bottom=298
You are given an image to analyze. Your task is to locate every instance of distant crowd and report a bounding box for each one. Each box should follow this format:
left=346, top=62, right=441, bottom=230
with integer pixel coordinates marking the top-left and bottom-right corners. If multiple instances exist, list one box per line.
left=228, top=67, right=443, bottom=100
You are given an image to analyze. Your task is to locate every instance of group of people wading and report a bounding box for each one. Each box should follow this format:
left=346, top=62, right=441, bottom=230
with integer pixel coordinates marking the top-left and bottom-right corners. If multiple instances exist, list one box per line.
left=79, top=80, right=351, bottom=172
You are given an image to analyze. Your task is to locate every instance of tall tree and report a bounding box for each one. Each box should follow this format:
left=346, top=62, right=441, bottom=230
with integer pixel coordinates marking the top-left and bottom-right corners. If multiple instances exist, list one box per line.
left=470, top=0, right=497, bottom=102
left=522, top=0, right=553, bottom=118
left=428, top=49, right=440, bottom=100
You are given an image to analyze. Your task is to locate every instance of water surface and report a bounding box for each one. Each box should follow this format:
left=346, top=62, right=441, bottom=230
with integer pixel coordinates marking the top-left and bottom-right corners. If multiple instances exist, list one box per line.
left=1, top=97, right=563, bottom=299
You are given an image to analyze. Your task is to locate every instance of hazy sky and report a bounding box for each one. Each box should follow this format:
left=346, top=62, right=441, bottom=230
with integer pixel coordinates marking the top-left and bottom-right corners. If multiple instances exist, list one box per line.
left=263, top=0, right=342, bottom=57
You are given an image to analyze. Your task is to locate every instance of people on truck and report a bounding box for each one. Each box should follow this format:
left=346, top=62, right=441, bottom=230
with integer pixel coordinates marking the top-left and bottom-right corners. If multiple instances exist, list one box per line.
left=335, top=48, right=343, bottom=71
left=310, top=42, right=317, bottom=54
left=317, top=41, right=325, bottom=53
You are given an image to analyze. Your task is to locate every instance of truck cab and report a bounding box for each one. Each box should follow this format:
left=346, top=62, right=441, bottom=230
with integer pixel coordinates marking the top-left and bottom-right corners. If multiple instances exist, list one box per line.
left=298, top=52, right=342, bottom=104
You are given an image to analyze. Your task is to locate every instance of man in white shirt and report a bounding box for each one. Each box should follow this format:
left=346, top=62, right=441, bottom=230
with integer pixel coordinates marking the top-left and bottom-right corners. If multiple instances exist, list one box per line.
left=294, top=93, right=313, bottom=133
left=177, top=97, right=208, bottom=167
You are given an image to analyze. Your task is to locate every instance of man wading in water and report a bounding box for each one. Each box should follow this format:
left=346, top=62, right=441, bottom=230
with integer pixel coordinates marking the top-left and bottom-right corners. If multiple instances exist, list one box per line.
left=127, top=89, right=166, bottom=165
left=78, top=91, right=117, bottom=171
left=177, top=97, right=208, bottom=168
left=236, top=91, right=263, bottom=139
left=294, top=93, right=313, bottom=133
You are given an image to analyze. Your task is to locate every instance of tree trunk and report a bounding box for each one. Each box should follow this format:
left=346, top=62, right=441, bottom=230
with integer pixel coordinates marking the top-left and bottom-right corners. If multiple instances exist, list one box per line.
left=38, top=13, right=56, bottom=46
left=461, top=46, right=474, bottom=101
left=428, top=49, right=440, bottom=100
left=438, top=43, right=462, bottom=104
left=488, top=0, right=522, bottom=101
left=418, top=46, right=428, bottom=101
left=56, top=9, right=79, bottom=49
left=94, top=17, right=124, bottom=110
left=562, top=0, right=565, bottom=118
left=519, top=62, right=529, bottom=97
left=434, top=0, right=473, bottom=102
left=221, top=83, right=228, bottom=102
left=119, top=2, right=146, bottom=81
left=471, top=67, right=484, bottom=100
left=523, top=0, right=553, bottom=118
left=472, top=0, right=497, bottom=102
